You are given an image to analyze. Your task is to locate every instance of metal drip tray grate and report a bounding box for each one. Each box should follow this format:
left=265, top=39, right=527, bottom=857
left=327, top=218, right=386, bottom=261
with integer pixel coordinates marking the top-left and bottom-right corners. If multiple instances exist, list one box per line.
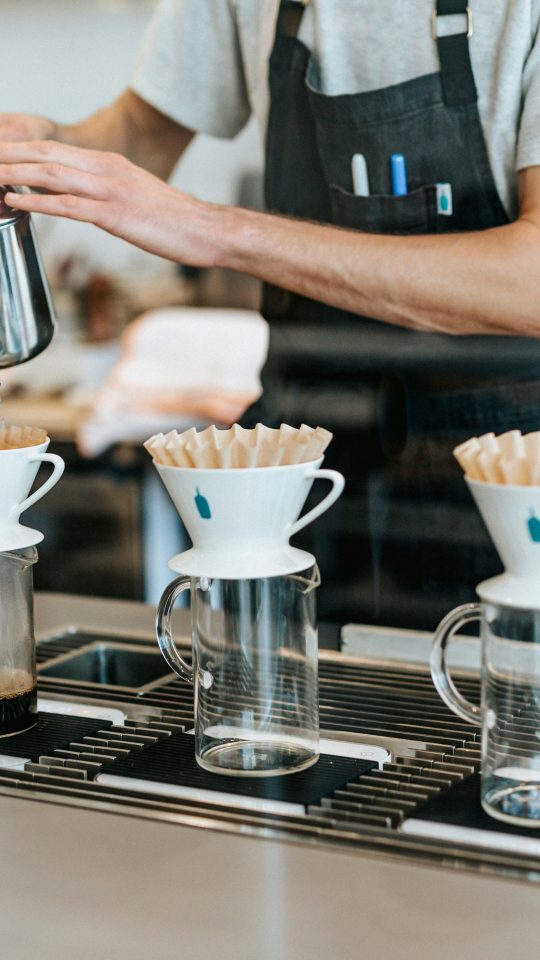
left=0, top=623, right=535, bottom=882
left=402, top=774, right=540, bottom=859
left=0, top=712, right=113, bottom=762
left=98, top=732, right=377, bottom=816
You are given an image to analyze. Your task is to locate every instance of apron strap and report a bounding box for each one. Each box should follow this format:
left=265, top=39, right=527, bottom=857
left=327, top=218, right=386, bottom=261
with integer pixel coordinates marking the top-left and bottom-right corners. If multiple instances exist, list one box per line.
left=433, top=0, right=477, bottom=106
left=276, top=0, right=310, bottom=40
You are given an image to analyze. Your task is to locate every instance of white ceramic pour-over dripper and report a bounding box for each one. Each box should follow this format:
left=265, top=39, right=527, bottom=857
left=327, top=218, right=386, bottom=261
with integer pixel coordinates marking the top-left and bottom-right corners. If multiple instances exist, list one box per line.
left=0, top=440, right=65, bottom=551
left=155, top=457, right=345, bottom=578
left=467, top=477, right=540, bottom=608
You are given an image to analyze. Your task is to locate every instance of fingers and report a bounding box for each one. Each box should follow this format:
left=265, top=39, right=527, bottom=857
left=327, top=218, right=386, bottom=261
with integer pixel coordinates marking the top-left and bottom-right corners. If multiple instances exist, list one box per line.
left=0, top=161, right=107, bottom=200
left=3, top=186, right=178, bottom=262
left=0, top=162, right=108, bottom=199
left=3, top=189, right=108, bottom=227
left=0, top=139, right=126, bottom=176
left=0, top=141, right=141, bottom=209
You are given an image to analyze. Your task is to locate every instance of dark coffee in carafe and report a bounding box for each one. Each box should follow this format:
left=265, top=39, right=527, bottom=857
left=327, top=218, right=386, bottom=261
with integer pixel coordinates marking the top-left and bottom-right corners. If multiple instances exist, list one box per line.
left=0, top=669, right=37, bottom=736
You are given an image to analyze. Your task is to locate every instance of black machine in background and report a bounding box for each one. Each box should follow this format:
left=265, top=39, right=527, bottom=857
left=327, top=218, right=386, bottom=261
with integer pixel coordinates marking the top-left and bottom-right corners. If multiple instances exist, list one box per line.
left=266, top=321, right=531, bottom=633
left=26, top=442, right=145, bottom=602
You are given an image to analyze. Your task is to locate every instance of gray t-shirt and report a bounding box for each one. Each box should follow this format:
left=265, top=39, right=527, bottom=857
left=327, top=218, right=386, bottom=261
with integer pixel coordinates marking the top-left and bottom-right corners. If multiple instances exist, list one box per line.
left=132, top=0, right=540, bottom=219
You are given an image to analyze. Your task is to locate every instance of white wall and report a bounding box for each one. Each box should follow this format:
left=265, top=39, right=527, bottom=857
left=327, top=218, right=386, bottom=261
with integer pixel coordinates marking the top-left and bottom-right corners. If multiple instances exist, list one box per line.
left=1, top=0, right=263, bottom=273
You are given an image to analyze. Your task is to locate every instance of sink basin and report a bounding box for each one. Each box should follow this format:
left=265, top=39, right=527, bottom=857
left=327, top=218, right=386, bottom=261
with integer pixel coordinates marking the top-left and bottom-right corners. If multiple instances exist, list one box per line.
left=37, top=642, right=174, bottom=692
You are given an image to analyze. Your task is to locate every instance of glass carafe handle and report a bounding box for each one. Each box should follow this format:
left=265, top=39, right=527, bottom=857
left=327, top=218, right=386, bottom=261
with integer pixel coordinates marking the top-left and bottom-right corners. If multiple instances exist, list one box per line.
left=156, top=576, right=194, bottom=684
left=430, top=602, right=482, bottom=726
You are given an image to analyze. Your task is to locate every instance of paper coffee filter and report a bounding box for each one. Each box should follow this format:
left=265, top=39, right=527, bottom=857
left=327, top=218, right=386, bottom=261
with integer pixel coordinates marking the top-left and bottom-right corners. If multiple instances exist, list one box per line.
left=454, top=430, right=540, bottom=486
left=0, top=423, right=47, bottom=449
left=144, top=423, right=333, bottom=468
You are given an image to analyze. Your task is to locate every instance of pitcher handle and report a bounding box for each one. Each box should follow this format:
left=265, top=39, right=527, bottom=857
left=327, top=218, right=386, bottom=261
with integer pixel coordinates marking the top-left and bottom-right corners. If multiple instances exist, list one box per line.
left=156, top=576, right=194, bottom=684
left=289, top=469, right=345, bottom=537
left=14, top=453, right=65, bottom=517
left=430, top=602, right=482, bottom=726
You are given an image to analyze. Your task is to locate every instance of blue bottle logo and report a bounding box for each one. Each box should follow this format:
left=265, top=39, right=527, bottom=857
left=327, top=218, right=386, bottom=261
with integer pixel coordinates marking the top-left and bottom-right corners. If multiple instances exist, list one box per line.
left=528, top=509, right=540, bottom=542
left=194, top=488, right=212, bottom=520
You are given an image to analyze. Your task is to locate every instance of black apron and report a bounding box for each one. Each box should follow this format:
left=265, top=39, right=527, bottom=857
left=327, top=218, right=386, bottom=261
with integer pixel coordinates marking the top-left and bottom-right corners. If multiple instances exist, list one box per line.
left=243, top=0, right=540, bottom=630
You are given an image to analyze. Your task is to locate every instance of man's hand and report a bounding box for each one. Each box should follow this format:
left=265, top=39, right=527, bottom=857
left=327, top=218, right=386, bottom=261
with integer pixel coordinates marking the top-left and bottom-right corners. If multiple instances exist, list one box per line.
left=0, top=140, right=221, bottom=267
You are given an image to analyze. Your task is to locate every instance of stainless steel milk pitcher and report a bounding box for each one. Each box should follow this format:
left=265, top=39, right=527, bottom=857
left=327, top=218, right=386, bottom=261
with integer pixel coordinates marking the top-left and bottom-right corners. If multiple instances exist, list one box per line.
left=0, top=186, right=55, bottom=366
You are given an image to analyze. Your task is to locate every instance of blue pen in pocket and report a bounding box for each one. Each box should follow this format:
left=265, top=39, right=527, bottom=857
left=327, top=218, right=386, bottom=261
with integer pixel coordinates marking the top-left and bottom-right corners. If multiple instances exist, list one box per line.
left=391, top=153, right=408, bottom=196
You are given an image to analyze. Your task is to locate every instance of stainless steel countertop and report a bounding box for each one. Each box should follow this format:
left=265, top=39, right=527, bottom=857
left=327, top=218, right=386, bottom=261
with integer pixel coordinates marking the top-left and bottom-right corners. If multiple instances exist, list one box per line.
left=0, top=593, right=536, bottom=960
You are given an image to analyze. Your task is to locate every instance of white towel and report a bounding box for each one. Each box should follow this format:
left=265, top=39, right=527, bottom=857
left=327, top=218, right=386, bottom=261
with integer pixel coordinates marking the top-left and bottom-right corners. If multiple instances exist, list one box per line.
left=77, top=307, right=269, bottom=457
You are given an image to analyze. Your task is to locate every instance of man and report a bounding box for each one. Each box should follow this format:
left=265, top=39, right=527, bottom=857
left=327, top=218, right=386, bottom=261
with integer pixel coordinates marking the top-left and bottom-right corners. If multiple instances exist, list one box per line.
left=1, top=0, right=540, bottom=627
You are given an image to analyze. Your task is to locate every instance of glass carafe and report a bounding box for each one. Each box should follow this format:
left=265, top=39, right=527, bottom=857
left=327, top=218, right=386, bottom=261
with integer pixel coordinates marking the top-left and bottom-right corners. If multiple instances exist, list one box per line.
left=157, top=566, right=320, bottom=776
left=0, top=547, right=38, bottom=736
left=432, top=600, right=540, bottom=826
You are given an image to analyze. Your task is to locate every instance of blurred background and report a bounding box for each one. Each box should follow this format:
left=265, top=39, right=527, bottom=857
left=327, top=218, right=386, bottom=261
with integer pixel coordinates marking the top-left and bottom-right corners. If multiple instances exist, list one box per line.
left=1, top=0, right=268, bottom=604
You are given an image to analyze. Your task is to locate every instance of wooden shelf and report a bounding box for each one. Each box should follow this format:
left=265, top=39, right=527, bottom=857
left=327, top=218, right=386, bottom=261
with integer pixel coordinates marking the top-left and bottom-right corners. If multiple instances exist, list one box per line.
left=1, top=396, right=90, bottom=443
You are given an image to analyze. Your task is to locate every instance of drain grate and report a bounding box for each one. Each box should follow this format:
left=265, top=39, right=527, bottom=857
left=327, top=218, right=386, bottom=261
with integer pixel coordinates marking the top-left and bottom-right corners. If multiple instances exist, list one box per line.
left=97, top=731, right=377, bottom=815
left=0, top=712, right=113, bottom=762
left=402, top=774, right=540, bottom=859
left=1, top=627, right=537, bottom=880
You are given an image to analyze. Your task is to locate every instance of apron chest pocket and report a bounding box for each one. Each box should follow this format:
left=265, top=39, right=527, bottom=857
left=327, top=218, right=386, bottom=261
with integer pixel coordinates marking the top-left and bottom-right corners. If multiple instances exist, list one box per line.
left=329, top=182, right=446, bottom=235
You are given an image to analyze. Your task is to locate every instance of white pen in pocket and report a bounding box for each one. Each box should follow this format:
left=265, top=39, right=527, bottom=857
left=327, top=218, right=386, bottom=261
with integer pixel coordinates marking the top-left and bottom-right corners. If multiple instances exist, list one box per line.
left=351, top=153, right=370, bottom=197
left=436, top=183, right=453, bottom=216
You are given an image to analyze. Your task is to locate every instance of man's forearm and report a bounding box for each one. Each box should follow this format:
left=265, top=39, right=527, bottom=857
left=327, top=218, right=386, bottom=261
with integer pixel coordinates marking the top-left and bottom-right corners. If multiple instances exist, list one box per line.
left=215, top=204, right=540, bottom=337
left=56, top=91, right=194, bottom=180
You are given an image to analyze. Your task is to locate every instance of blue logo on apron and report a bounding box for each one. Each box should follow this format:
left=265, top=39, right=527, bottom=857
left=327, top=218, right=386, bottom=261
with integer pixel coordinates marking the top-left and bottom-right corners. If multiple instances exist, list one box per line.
left=528, top=510, right=540, bottom=542
left=194, top=488, right=212, bottom=520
